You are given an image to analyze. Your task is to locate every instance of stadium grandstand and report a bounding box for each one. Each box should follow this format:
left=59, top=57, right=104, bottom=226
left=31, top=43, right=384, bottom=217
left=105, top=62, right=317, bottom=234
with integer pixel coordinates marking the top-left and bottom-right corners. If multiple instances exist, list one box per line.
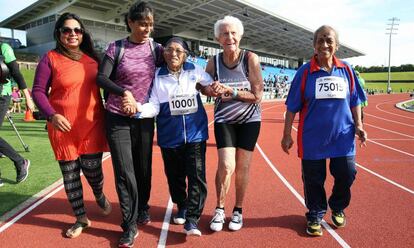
left=0, top=0, right=364, bottom=98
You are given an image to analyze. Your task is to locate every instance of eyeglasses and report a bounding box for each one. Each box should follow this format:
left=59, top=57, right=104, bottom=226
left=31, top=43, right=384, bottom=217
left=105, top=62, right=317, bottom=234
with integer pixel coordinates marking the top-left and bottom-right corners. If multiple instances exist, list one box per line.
left=59, top=27, right=84, bottom=35
left=164, top=48, right=186, bottom=56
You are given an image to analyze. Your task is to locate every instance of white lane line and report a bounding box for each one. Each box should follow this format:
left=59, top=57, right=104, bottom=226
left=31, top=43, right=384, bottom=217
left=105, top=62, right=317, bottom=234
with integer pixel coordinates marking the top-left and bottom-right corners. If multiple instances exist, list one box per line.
left=256, top=144, right=350, bottom=248
left=289, top=125, right=414, bottom=194
left=364, top=123, right=414, bottom=139
left=0, top=153, right=112, bottom=233
left=367, top=139, right=414, bottom=157
left=356, top=163, right=414, bottom=195
left=375, top=102, right=414, bottom=120
left=370, top=138, right=414, bottom=141
left=365, top=113, right=414, bottom=128
left=157, top=198, right=174, bottom=248
left=0, top=184, right=64, bottom=233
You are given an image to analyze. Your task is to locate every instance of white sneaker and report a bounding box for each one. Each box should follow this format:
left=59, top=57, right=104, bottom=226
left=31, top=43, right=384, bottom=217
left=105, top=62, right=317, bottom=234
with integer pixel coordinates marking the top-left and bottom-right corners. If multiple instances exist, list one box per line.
left=209, top=208, right=225, bottom=232
left=184, top=222, right=202, bottom=236
left=228, top=211, right=243, bottom=231
left=173, top=208, right=187, bottom=225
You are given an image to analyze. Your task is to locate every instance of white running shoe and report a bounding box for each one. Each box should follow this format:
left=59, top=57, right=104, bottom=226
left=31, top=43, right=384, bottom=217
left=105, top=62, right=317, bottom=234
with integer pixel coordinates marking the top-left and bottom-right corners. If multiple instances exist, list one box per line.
left=209, top=208, right=225, bottom=232
left=228, top=211, right=243, bottom=231
left=184, top=222, right=202, bottom=236
left=173, top=208, right=187, bottom=225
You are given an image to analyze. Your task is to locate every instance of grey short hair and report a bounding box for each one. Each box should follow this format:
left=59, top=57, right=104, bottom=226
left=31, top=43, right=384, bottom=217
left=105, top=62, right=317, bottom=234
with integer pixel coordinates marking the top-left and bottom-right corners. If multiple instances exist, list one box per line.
left=214, top=16, right=244, bottom=39
left=313, top=25, right=339, bottom=46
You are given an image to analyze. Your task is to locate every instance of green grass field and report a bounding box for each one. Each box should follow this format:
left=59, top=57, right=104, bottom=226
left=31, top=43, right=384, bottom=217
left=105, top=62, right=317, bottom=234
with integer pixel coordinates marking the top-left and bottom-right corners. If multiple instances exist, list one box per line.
left=20, top=68, right=36, bottom=89
left=361, top=71, right=414, bottom=81
left=404, top=100, right=414, bottom=107
left=360, top=71, right=414, bottom=92
left=365, top=83, right=414, bottom=92
left=0, top=114, right=61, bottom=216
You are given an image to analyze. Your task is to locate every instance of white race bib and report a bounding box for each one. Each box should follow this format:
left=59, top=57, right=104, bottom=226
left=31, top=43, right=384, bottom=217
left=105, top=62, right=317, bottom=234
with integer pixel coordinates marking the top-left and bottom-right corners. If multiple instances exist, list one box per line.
left=222, top=80, right=251, bottom=98
left=169, top=93, right=198, bottom=115
left=315, top=76, right=347, bottom=99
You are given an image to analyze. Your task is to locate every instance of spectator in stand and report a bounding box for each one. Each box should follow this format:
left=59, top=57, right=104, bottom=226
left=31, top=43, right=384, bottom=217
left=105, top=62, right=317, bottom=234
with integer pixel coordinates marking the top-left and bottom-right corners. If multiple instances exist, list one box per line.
left=281, top=25, right=367, bottom=237
left=0, top=41, right=34, bottom=187
left=205, top=16, right=263, bottom=232
left=96, top=2, right=163, bottom=247
left=32, top=12, right=111, bottom=238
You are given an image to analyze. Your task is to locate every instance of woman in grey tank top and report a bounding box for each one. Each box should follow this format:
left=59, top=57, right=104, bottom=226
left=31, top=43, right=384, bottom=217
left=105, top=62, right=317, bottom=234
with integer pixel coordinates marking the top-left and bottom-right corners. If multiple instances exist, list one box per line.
left=204, top=15, right=263, bottom=232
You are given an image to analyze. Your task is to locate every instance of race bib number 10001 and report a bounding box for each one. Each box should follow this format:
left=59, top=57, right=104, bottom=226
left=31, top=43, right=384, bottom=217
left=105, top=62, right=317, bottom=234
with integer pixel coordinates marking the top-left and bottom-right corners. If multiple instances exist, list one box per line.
left=169, top=93, right=198, bottom=115
left=315, top=76, right=347, bottom=99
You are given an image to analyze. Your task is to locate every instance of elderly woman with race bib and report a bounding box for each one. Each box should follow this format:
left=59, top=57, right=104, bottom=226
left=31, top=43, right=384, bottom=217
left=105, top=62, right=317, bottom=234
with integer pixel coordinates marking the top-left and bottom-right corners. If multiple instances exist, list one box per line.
left=132, top=37, right=216, bottom=236
left=281, top=25, right=367, bottom=237
left=205, top=16, right=263, bottom=232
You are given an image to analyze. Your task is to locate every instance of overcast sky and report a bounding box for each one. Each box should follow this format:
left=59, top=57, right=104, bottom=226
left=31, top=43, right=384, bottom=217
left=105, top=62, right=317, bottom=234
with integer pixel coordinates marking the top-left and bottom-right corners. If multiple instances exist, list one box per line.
left=1, top=0, right=413, bottom=67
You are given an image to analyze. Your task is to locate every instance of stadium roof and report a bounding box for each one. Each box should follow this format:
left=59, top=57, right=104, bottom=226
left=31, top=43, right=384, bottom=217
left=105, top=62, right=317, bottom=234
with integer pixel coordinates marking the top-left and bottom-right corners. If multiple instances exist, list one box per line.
left=0, top=0, right=364, bottom=60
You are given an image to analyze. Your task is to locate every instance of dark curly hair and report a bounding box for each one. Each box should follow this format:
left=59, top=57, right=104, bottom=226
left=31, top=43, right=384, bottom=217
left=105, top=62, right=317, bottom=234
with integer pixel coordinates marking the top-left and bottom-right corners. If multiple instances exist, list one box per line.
left=54, top=12, right=99, bottom=62
left=124, top=1, right=154, bottom=32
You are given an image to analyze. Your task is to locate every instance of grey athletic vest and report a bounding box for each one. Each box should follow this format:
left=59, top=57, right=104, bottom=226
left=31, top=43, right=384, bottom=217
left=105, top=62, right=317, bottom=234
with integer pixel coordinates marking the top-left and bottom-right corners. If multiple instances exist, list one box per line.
left=214, top=50, right=261, bottom=124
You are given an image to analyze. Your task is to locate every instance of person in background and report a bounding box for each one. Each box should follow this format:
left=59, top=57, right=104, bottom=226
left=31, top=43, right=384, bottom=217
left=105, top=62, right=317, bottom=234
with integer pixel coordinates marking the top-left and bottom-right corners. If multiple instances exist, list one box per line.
left=11, top=86, right=22, bottom=113
left=132, top=37, right=217, bottom=236
left=205, top=16, right=263, bottom=232
left=32, top=12, right=111, bottom=239
left=97, top=2, right=162, bottom=247
left=0, top=42, right=34, bottom=187
left=281, top=25, right=367, bottom=237
left=355, top=70, right=368, bottom=122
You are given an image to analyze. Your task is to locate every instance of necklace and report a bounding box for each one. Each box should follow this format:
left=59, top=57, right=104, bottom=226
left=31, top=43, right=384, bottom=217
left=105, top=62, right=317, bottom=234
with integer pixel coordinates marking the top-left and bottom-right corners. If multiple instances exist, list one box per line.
left=168, top=67, right=182, bottom=80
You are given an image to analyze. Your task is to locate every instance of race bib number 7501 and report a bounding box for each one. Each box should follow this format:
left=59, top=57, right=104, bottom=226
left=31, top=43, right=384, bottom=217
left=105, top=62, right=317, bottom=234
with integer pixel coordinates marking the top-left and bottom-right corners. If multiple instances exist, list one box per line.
left=315, top=76, right=347, bottom=99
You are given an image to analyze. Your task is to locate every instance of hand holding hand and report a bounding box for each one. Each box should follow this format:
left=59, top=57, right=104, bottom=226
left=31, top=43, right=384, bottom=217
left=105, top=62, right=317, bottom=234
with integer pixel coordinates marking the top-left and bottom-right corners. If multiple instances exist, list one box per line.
left=211, top=81, right=225, bottom=95
left=219, top=84, right=234, bottom=102
left=122, top=90, right=137, bottom=116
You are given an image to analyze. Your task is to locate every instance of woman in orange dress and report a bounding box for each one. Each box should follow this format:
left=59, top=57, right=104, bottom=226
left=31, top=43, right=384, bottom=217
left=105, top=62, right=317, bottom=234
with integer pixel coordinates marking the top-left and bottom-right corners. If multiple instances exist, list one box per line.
left=32, top=12, right=111, bottom=239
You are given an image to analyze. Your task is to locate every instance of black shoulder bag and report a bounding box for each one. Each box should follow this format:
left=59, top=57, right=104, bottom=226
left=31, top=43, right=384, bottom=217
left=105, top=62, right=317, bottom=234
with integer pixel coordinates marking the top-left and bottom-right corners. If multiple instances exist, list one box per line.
left=0, top=43, right=11, bottom=85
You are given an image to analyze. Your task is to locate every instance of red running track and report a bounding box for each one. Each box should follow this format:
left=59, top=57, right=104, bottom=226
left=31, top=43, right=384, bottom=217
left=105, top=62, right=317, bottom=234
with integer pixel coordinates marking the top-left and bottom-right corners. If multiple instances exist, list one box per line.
left=0, top=93, right=413, bottom=247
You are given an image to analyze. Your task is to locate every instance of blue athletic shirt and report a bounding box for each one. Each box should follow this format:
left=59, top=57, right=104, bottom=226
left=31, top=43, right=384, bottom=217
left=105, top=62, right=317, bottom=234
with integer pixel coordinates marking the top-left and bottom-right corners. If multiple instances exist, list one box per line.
left=285, top=55, right=366, bottom=160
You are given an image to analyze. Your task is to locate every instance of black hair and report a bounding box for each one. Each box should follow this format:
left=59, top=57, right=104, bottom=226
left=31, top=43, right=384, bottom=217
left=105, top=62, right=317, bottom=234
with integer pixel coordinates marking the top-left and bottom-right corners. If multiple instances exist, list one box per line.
left=124, top=1, right=154, bottom=32
left=54, top=12, right=99, bottom=62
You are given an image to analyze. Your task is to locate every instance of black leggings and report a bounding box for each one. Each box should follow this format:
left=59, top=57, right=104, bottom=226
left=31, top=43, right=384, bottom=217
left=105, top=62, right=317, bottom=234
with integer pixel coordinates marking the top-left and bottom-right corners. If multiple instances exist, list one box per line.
left=59, top=153, right=104, bottom=218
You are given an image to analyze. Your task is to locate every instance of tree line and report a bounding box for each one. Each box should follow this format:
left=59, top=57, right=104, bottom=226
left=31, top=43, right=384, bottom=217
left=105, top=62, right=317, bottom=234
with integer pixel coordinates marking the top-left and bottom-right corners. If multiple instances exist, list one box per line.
left=354, top=64, right=414, bottom=73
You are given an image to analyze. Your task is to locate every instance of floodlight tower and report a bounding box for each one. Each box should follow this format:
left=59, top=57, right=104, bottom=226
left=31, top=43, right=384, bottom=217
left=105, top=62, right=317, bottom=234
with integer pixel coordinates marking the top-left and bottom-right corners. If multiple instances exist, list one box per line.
left=385, top=17, right=399, bottom=94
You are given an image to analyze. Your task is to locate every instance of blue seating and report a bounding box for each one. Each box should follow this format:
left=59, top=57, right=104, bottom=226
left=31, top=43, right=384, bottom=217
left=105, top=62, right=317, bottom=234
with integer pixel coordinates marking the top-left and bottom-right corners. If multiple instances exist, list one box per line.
left=187, top=56, right=297, bottom=82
